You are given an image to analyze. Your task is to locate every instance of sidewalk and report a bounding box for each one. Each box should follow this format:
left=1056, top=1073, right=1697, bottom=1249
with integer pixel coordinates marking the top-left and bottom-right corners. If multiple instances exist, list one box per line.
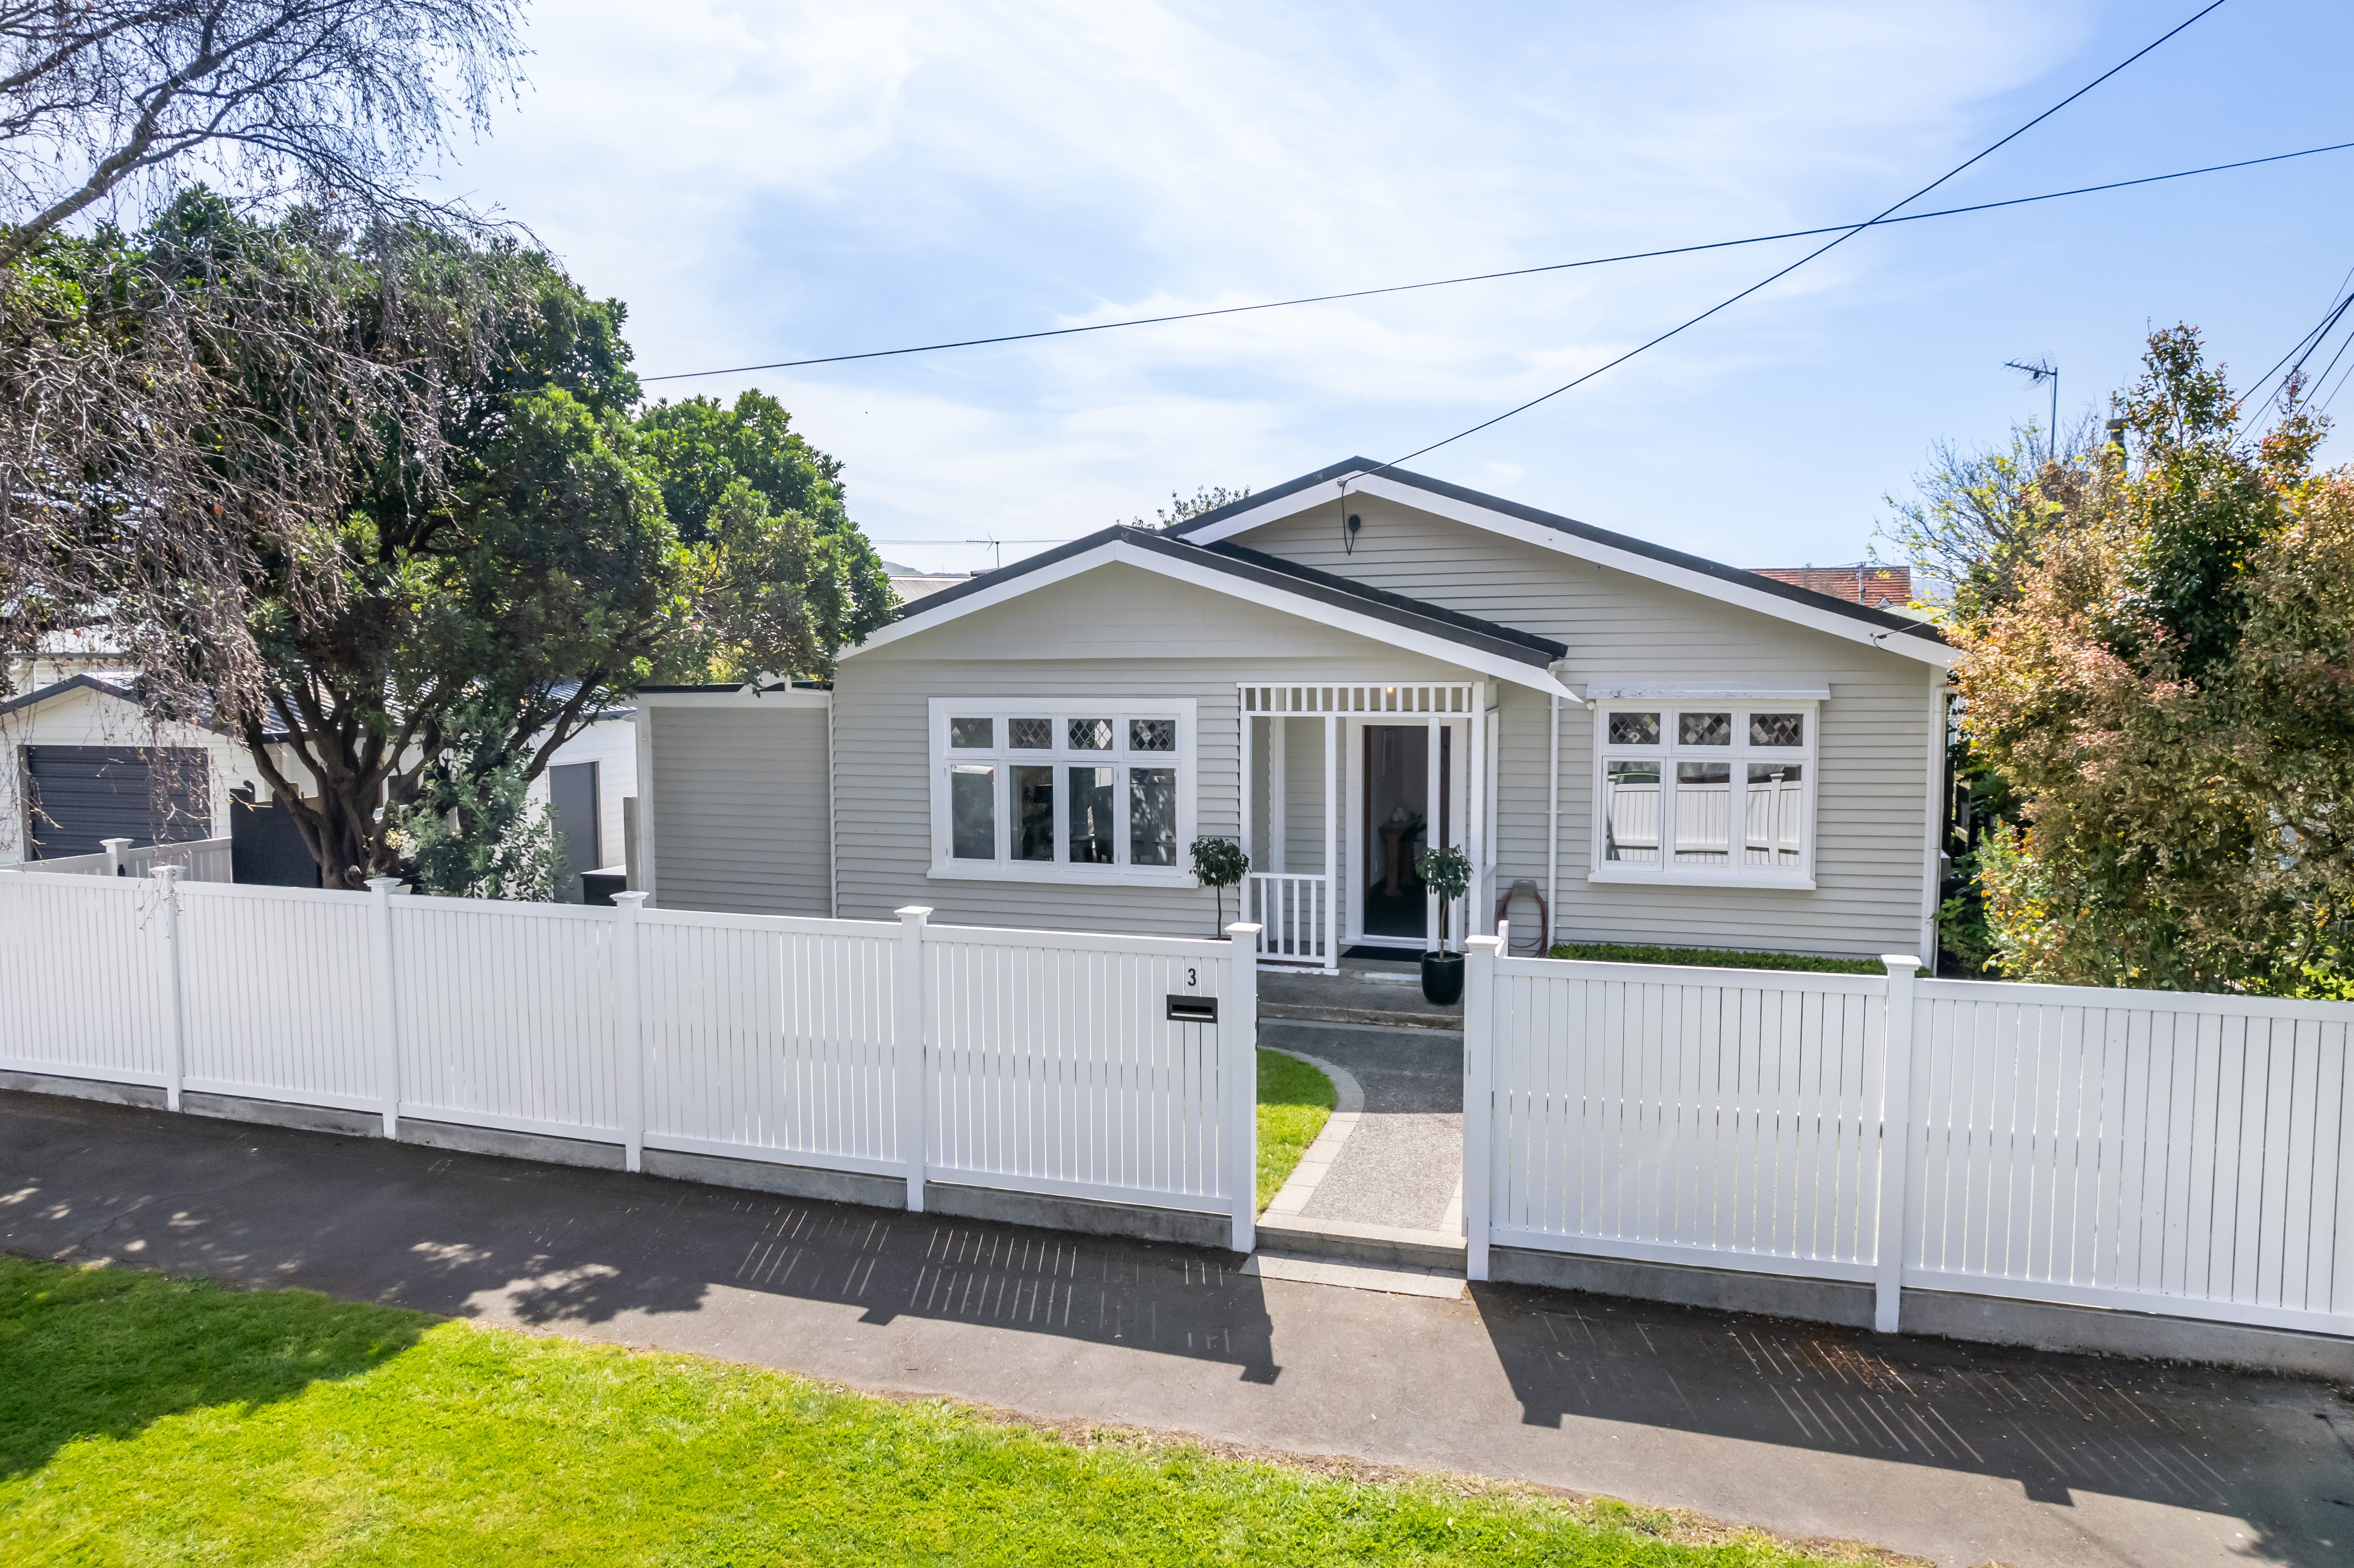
left=3, top=1088, right=2345, bottom=1568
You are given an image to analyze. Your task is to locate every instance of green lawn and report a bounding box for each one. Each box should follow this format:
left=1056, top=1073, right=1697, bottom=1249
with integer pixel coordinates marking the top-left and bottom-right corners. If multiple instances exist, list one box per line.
left=1256, top=1048, right=1337, bottom=1210
left=0, top=1257, right=1864, bottom=1566
left=1546, top=942, right=1886, bottom=976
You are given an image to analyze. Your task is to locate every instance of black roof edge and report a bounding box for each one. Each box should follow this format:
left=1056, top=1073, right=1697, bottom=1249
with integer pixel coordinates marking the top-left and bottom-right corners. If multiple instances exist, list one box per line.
left=880, top=522, right=1560, bottom=668
left=0, top=671, right=141, bottom=719
left=1173, top=458, right=1945, bottom=645
left=1199, top=538, right=1565, bottom=664
left=1159, top=457, right=1383, bottom=535
left=881, top=523, right=1138, bottom=626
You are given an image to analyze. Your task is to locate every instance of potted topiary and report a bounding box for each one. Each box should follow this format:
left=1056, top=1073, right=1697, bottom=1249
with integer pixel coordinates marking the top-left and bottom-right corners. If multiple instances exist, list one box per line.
left=1189, top=835, right=1249, bottom=937
left=1415, top=843, right=1473, bottom=1004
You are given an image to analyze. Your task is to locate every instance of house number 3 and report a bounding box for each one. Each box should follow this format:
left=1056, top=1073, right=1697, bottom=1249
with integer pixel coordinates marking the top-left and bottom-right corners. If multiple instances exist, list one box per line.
left=1186, top=967, right=1197, bottom=987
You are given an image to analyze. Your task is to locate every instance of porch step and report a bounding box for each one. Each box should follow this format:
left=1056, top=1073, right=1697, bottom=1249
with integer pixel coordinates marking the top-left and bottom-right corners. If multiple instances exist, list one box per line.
left=1254, top=1211, right=1467, bottom=1272
left=1257, top=968, right=1464, bottom=1031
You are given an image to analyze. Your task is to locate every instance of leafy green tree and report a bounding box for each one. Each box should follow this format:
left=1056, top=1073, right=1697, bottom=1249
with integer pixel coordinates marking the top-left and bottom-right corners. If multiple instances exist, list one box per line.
left=1951, top=326, right=2354, bottom=994
left=636, top=391, right=891, bottom=681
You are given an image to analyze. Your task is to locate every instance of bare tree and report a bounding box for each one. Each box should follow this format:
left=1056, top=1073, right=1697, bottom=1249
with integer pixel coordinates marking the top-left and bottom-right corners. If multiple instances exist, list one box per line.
left=0, top=0, right=524, bottom=265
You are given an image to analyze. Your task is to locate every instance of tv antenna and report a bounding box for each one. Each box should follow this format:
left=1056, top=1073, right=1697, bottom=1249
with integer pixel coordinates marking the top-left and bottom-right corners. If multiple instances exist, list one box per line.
left=2006, top=357, right=2059, bottom=462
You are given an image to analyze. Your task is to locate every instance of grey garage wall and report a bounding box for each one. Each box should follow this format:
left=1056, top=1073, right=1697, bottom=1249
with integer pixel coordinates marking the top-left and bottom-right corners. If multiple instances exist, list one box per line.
left=649, top=705, right=832, bottom=917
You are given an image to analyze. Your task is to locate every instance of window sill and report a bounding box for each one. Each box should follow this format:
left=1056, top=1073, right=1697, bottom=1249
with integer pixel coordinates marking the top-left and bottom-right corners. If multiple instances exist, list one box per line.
left=928, top=861, right=1200, bottom=889
left=1584, top=865, right=1816, bottom=892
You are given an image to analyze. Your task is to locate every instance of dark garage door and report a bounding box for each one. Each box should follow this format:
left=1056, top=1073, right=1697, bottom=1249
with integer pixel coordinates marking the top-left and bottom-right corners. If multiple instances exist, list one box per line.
left=22, top=745, right=212, bottom=859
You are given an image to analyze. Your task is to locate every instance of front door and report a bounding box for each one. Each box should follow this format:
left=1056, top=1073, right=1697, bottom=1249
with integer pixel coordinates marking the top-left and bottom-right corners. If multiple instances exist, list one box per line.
left=1345, top=717, right=1469, bottom=950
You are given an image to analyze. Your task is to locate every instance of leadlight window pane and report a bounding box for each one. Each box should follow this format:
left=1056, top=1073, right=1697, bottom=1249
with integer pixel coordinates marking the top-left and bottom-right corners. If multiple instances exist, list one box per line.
left=1746, top=763, right=1803, bottom=865
left=1013, top=765, right=1055, bottom=861
left=1009, top=718, right=1052, bottom=749
left=1607, top=712, right=1660, bottom=746
left=1068, top=766, right=1115, bottom=863
left=1674, top=761, right=1731, bottom=863
left=949, top=717, right=993, bottom=749
left=1603, top=762, right=1660, bottom=863
left=1069, top=718, right=1114, bottom=751
left=1679, top=712, right=1732, bottom=746
left=1129, top=718, right=1175, bottom=753
left=949, top=765, right=995, bottom=858
left=1750, top=713, right=1804, bottom=747
left=1130, top=768, right=1176, bottom=866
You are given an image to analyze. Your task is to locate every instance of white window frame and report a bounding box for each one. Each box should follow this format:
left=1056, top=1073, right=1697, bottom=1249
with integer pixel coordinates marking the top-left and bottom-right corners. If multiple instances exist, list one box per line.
left=1586, top=699, right=1819, bottom=891
left=926, top=697, right=1199, bottom=886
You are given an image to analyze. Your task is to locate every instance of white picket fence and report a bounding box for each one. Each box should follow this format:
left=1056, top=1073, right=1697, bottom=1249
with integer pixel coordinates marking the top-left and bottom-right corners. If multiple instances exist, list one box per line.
left=0, top=867, right=1259, bottom=1249
left=30, top=836, right=233, bottom=883
left=1462, top=931, right=2354, bottom=1337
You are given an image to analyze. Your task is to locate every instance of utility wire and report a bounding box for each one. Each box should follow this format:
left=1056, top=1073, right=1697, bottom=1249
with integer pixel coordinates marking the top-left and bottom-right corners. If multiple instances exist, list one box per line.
left=638, top=120, right=2322, bottom=387
left=2236, top=285, right=2354, bottom=433
left=1358, top=0, right=2235, bottom=477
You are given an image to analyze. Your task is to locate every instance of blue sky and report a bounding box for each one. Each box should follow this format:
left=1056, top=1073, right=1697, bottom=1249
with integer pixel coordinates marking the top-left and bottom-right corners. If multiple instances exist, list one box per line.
left=424, top=0, right=2354, bottom=576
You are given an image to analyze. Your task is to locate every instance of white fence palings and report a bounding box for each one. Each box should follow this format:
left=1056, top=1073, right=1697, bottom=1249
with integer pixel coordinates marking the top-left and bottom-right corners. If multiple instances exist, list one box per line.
left=0, top=874, right=1249, bottom=1231
left=925, top=925, right=1231, bottom=1209
left=1905, top=979, right=2353, bottom=1333
left=1488, top=957, right=1886, bottom=1281
left=637, top=907, right=903, bottom=1175
left=1471, top=948, right=2354, bottom=1336
left=175, top=881, right=378, bottom=1108
left=0, top=870, right=172, bottom=1085
left=392, top=896, right=624, bottom=1140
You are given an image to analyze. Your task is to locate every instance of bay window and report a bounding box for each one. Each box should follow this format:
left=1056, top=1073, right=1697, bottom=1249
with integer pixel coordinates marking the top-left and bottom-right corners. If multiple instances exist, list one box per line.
left=1590, top=698, right=1817, bottom=888
left=929, top=699, right=1196, bottom=884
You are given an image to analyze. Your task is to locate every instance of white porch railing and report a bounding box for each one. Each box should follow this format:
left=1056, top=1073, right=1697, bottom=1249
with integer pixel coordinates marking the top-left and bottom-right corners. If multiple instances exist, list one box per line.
left=30, top=836, right=233, bottom=883
left=1247, top=872, right=1331, bottom=969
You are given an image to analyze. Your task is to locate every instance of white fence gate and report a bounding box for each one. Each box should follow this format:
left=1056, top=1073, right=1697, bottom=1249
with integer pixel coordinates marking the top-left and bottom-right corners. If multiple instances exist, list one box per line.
left=1463, top=933, right=2354, bottom=1338
left=0, top=868, right=1260, bottom=1251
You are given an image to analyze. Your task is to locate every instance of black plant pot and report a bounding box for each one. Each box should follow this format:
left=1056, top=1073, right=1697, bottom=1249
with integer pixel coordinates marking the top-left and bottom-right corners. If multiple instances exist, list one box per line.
left=1420, top=950, right=1465, bottom=1006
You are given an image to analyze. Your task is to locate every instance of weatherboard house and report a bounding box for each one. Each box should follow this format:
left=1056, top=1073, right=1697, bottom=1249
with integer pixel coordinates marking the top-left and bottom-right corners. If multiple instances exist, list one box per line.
left=631, top=460, right=1954, bottom=968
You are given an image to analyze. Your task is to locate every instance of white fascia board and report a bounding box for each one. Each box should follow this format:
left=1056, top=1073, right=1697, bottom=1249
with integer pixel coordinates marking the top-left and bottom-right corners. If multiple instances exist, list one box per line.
left=844, top=538, right=1567, bottom=695
left=1586, top=682, right=1832, bottom=702
left=630, top=687, right=830, bottom=710
left=1186, top=473, right=1955, bottom=669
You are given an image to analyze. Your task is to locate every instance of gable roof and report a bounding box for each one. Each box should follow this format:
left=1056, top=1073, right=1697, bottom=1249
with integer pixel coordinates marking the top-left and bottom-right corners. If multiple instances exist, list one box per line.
left=844, top=524, right=1570, bottom=692
left=0, top=672, right=142, bottom=719
left=1166, top=459, right=1951, bottom=666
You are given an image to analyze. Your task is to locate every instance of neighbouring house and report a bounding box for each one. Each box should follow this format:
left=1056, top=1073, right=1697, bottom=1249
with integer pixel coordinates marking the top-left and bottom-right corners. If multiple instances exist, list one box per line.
left=0, top=672, right=636, bottom=896
left=632, top=460, right=1954, bottom=966
left=885, top=560, right=972, bottom=605
left=1750, top=563, right=1913, bottom=610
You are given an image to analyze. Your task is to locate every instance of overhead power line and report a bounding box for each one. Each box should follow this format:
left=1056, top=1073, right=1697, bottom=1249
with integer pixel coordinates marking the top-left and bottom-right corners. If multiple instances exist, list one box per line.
left=1359, top=0, right=2236, bottom=477
left=639, top=125, right=2331, bottom=388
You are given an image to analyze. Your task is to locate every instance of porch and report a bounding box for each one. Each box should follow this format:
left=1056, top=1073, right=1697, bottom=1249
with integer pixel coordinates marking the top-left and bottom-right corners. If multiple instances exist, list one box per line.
left=1236, top=680, right=1497, bottom=973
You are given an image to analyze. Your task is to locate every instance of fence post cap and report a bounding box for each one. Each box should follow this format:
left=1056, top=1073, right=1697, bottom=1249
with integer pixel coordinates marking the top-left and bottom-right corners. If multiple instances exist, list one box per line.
left=1223, top=922, right=1262, bottom=940
left=152, top=864, right=183, bottom=884
left=895, top=905, right=933, bottom=924
left=612, top=891, right=649, bottom=908
left=364, top=876, right=402, bottom=893
left=1465, top=935, right=1504, bottom=956
left=1880, top=954, right=1924, bottom=975
left=101, top=837, right=133, bottom=849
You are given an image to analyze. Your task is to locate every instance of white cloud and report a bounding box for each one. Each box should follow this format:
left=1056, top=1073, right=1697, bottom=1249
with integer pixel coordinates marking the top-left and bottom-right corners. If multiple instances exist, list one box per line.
left=423, top=0, right=2290, bottom=575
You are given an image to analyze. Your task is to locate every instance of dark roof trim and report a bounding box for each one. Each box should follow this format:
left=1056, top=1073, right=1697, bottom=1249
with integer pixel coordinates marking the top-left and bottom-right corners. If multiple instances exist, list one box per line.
left=0, top=672, right=139, bottom=718
left=1202, top=539, right=1565, bottom=664
left=1167, top=459, right=1947, bottom=645
left=883, top=524, right=1563, bottom=669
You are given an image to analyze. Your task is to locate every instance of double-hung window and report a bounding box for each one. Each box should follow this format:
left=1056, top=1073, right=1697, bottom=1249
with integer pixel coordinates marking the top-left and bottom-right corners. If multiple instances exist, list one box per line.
left=929, top=698, right=1197, bottom=884
left=1589, top=699, right=1817, bottom=888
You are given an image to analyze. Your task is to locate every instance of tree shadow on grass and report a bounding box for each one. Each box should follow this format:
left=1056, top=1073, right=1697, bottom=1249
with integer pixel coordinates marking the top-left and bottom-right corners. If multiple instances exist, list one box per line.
left=0, top=1255, right=428, bottom=1481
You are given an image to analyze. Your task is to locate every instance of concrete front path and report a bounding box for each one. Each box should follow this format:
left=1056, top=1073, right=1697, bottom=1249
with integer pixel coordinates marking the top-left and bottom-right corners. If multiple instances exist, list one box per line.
left=4, top=1089, right=2347, bottom=1568
left=1263, top=1020, right=1461, bottom=1233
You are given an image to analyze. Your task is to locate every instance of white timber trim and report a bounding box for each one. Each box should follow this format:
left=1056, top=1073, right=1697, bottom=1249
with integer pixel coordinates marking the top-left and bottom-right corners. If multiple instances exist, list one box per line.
left=1181, top=472, right=1955, bottom=668
left=1919, top=674, right=1949, bottom=966
left=840, top=538, right=1566, bottom=694
left=630, top=686, right=832, bottom=710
